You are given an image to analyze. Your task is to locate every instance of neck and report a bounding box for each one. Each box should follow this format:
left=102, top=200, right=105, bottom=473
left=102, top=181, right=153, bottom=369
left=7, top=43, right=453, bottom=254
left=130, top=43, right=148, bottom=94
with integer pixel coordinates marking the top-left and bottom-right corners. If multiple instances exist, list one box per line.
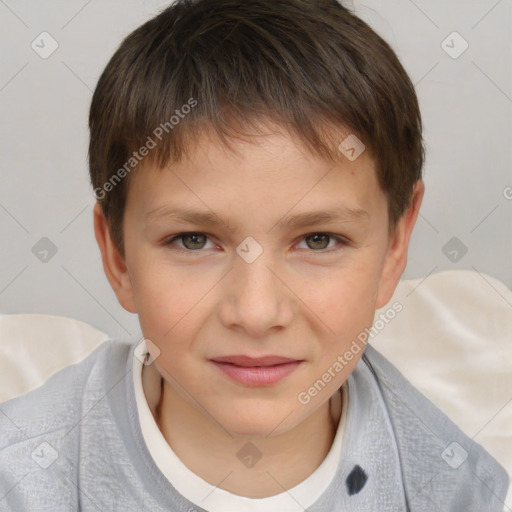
left=142, top=363, right=342, bottom=498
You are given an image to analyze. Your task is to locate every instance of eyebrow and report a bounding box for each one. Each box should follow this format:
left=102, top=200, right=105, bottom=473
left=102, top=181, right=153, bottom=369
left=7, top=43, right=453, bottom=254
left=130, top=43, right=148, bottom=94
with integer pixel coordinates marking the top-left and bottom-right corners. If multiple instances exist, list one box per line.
left=144, top=204, right=369, bottom=231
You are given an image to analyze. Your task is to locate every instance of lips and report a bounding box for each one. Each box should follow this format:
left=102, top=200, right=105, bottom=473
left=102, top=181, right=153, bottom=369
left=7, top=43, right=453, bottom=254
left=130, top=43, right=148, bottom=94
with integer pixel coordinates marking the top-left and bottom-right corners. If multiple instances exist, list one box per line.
left=210, top=355, right=299, bottom=367
left=210, top=355, right=303, bottom=386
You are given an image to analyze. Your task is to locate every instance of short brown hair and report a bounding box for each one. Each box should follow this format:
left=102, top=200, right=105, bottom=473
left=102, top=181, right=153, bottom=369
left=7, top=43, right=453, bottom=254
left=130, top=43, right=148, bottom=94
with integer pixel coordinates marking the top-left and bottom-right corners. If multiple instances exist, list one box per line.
left=89, top=0, right=425, bottom=258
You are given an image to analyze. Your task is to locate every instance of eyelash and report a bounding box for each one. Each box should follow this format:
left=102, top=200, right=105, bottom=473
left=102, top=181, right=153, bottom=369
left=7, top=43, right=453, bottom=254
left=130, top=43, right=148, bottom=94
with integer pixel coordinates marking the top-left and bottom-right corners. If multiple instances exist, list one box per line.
left=164, top=232, right=349, bottom=254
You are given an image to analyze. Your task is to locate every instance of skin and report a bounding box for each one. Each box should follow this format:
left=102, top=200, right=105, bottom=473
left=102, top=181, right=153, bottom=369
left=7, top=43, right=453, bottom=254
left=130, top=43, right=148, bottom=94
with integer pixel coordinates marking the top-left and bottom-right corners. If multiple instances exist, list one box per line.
left=93, top=122, right=424, bottom=498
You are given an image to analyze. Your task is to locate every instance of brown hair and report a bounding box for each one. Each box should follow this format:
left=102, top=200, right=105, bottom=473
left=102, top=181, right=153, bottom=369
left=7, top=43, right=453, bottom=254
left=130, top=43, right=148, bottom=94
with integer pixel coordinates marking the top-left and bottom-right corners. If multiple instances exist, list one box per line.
left=89, top=0, right=425, bottom=258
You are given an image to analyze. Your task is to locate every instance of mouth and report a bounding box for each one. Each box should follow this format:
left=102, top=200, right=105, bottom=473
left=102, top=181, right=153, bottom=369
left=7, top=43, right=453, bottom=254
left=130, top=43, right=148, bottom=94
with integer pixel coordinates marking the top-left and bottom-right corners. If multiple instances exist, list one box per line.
left=210, top=355, right=303, bottom=386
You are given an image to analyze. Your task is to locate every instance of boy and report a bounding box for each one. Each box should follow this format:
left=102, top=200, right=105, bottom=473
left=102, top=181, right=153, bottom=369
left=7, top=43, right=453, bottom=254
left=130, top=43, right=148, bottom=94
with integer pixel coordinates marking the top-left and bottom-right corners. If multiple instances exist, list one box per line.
left=0, top=0, right=509, bottom=510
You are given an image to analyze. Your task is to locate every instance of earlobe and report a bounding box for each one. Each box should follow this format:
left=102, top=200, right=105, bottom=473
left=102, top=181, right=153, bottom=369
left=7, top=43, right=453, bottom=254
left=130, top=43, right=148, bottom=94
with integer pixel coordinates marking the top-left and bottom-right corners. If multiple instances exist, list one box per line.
left=375, top=181, right=425, bottom=310
left=93, top=202, right=137, bottom=313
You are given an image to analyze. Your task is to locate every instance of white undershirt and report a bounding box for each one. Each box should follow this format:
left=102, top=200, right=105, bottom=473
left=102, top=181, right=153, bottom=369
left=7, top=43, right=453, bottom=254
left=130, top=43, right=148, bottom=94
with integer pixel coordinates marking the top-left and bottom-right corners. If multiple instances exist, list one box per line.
left=132, top=345, right=349, bottom=512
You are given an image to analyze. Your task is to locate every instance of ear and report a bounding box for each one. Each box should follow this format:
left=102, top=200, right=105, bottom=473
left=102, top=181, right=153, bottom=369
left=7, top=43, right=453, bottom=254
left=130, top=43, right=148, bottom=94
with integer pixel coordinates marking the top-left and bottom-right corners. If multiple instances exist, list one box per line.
left=93, top=202, right=137, bottom=313
left=375, top=180, right=425, bottom=310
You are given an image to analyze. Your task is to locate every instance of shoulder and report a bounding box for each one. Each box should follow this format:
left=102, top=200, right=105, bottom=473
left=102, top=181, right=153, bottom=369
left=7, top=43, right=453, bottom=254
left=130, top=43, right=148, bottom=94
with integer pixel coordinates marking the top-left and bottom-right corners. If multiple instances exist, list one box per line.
left=0, top=339, right=133, bottom=509
left=362, top=343, right=509, bottom=511
left=0, top=339, right=131, bottom=443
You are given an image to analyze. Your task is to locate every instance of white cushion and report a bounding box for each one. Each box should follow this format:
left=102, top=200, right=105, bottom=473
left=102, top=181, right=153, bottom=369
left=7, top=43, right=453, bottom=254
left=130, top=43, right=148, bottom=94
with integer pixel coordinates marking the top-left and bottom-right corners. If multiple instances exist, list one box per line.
left=0, top=313, right=109, bottom=403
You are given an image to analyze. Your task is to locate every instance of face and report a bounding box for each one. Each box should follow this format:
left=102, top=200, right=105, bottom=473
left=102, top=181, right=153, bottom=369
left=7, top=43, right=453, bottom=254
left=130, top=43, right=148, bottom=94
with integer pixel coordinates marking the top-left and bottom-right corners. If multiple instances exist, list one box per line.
left=94, top=123, right=423, bottom=437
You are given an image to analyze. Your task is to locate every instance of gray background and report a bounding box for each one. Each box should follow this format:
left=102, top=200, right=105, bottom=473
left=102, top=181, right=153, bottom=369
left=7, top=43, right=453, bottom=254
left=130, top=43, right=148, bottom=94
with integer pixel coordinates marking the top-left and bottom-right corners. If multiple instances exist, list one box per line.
left=1, top=0, right=511, bottom=342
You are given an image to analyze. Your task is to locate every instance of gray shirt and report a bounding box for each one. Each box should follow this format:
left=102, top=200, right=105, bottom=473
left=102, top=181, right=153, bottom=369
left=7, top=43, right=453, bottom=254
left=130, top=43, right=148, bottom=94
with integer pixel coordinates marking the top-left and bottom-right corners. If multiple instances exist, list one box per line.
left=0, top=339, right=508, bottom=511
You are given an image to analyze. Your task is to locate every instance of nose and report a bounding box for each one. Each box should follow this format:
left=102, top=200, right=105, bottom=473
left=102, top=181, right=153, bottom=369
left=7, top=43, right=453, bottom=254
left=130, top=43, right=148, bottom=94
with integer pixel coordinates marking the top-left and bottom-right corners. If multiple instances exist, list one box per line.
left=218, top=243, right=293, bottom=338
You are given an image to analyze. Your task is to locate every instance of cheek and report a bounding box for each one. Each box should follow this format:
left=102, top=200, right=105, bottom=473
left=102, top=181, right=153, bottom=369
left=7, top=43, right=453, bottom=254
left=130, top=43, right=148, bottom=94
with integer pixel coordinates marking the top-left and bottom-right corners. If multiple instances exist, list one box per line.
left=305, top=261, right=380, bottom=328
left=129, top=256, right=203, bottom=342
left=306, top=262, right=381, bottom=375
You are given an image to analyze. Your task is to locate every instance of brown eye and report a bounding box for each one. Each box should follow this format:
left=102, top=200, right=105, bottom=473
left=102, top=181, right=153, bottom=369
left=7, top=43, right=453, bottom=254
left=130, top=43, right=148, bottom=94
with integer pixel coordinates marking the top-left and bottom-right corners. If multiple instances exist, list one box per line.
left=305, top=234, right=330, bottom=250
left=167, top=232, right=212, bottom=251
left=182, top=233, right=207, bottom=250
left=297, top=233, right=348, bottom=252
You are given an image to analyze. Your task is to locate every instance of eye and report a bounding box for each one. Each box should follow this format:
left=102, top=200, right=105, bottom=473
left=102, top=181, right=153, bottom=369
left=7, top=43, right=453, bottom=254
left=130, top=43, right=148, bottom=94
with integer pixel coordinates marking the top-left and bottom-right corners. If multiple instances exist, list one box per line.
left=166, top=232, right=216, bottom=251
left=164, top=232, right=348, bottom=253
left=296, top=233, right=348, bottom=252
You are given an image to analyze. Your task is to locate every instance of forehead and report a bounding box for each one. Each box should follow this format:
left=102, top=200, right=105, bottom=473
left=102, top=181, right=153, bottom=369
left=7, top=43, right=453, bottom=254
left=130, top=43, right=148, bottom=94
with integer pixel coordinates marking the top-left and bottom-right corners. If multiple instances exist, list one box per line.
left=125, top=122, right=382, bottom=225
